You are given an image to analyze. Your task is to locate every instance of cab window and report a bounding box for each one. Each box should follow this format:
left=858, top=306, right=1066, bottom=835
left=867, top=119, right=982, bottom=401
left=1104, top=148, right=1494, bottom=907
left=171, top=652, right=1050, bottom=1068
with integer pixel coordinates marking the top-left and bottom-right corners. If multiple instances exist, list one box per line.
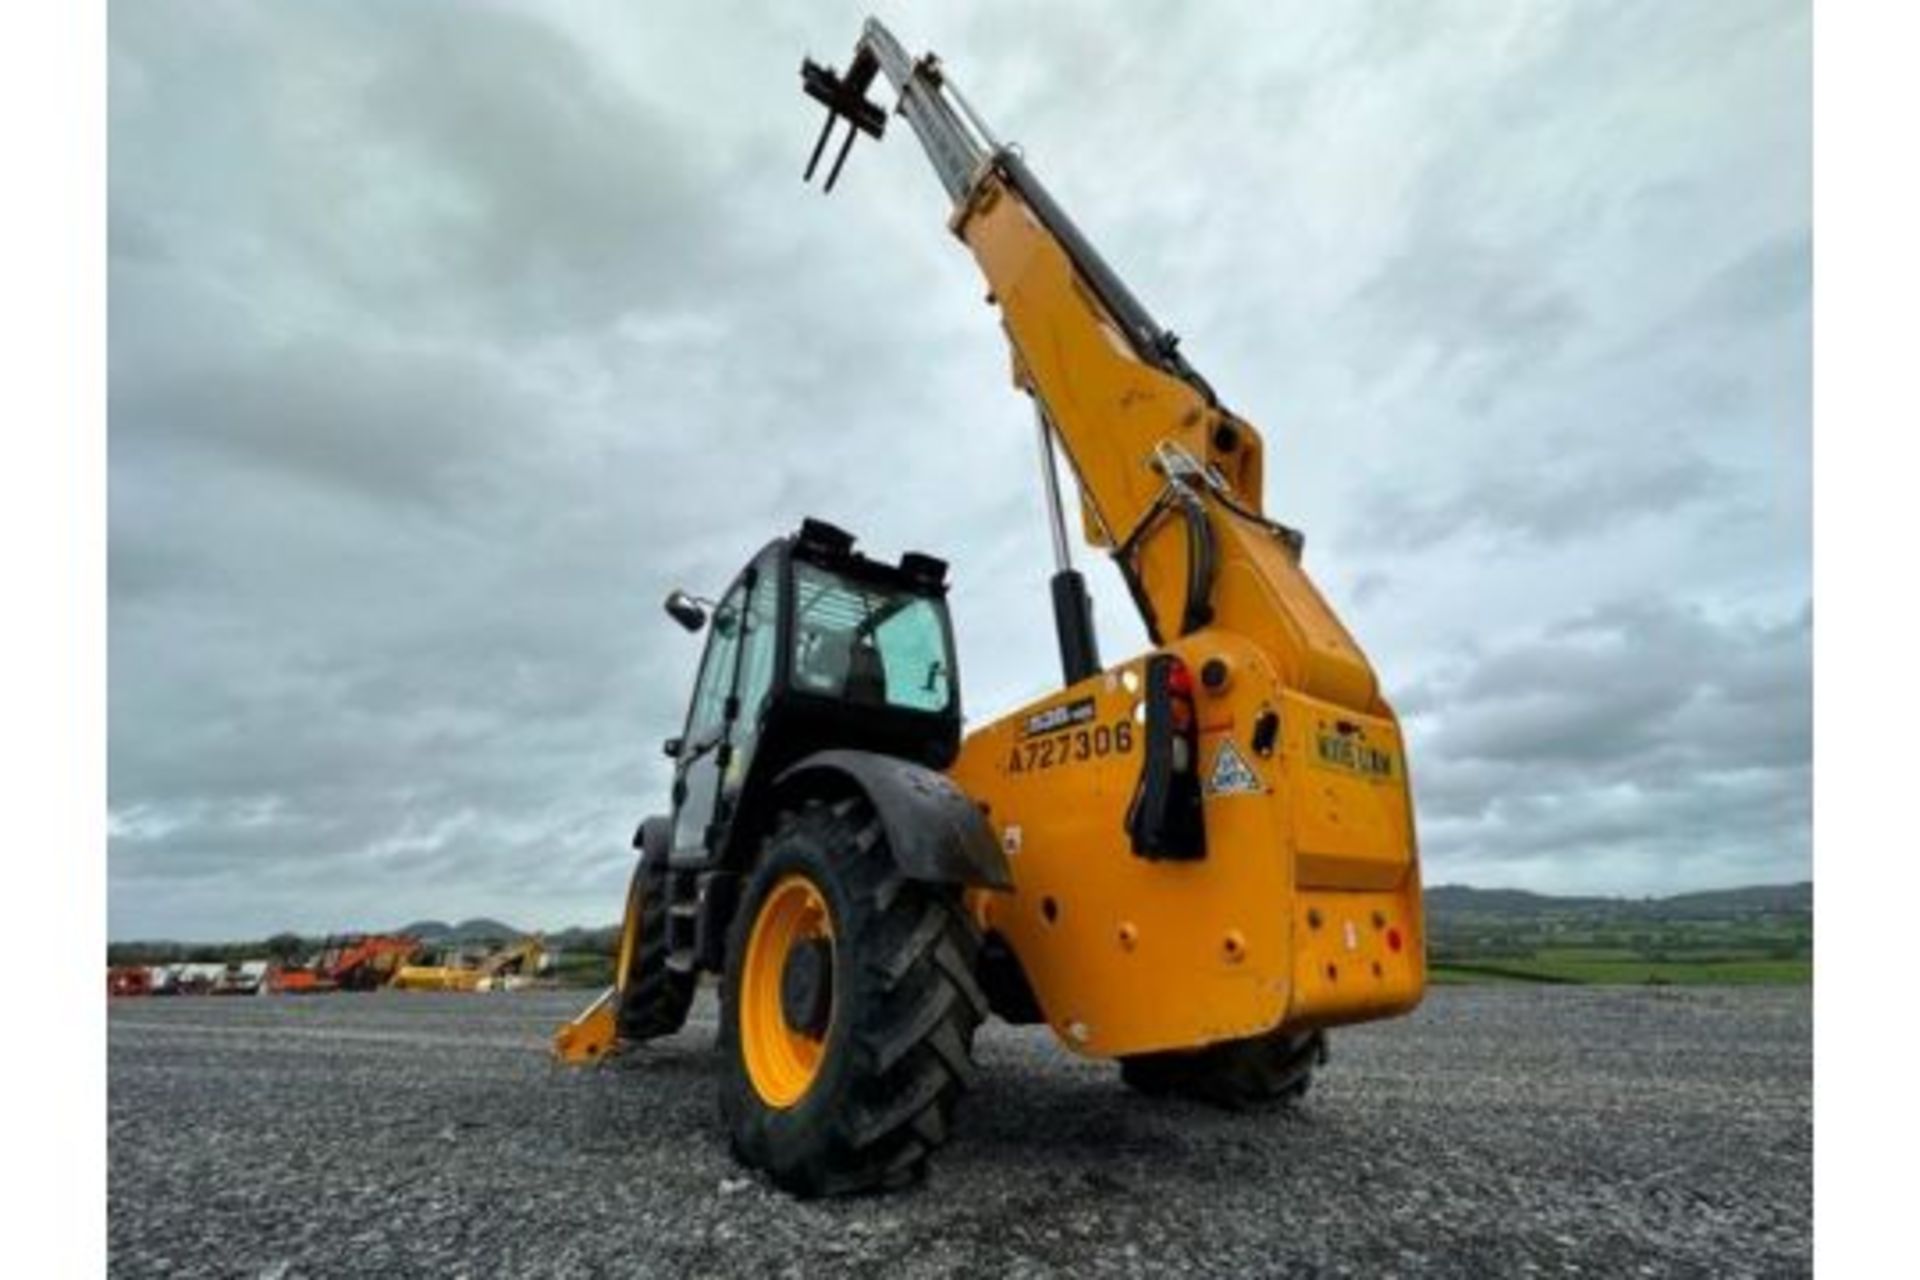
left=790, top=562, right=952, bottom=713
left=684, top=582, right=746, bottom=742
left=733, top=567, right=780, bottom=734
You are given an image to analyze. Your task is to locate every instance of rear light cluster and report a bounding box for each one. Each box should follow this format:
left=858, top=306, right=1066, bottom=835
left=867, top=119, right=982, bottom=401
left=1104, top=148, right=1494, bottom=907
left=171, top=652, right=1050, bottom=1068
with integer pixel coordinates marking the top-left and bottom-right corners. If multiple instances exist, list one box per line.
left=1165, top=658, right=1197, bottom=773
left=1125, top=654, right=1207, bottom=861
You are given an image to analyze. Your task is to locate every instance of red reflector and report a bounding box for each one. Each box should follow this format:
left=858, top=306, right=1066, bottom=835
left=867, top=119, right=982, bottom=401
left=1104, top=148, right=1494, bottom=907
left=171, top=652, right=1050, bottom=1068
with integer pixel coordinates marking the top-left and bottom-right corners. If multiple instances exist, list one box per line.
left=1166, top=661, right=1194, bottom=698
left=1386, top=928, right=1403, bottom=953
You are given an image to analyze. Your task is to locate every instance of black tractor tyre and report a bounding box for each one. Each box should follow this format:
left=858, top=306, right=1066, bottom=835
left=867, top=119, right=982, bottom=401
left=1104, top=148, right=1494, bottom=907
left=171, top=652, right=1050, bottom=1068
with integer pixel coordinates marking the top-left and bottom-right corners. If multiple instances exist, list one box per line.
left=1119, top=1028, right=1328, bottom=1110
left=719, top=796, right=987, bottom=1197
left=614, top=843, right=696, bottom=1041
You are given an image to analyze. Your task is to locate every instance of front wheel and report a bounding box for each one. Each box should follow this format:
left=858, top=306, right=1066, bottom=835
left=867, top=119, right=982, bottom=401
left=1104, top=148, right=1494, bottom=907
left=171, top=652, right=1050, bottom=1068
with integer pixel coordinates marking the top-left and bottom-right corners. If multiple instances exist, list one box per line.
left=613, top=824, right=695, bottom=1041
left=719, top=796, right=985, bottom=1197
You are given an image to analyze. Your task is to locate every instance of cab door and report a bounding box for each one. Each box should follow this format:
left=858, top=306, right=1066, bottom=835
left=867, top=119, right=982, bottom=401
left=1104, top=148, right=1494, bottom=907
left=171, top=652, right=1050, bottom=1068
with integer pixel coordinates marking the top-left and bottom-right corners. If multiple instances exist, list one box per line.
left=669, top=559, right=781, bottom=864
left=671, top=577, right=747, bottom=863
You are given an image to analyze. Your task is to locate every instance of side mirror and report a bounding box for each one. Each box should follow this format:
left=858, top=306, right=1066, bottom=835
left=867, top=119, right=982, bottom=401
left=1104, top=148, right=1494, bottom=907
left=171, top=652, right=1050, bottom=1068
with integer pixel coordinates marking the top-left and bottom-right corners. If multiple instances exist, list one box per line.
left=663, top=736, right=683, bottom=759
left=665, top=590, right=707, bottom=633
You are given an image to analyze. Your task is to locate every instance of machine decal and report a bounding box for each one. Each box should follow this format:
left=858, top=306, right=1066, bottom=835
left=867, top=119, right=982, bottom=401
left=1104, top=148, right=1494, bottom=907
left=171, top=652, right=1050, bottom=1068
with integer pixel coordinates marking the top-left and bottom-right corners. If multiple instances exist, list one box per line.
left=1206, top=739, right=1263, bottom=796
left=1007, top=719, right=1134, bottom=773
left=1020, top=696, right=1097, bottom=738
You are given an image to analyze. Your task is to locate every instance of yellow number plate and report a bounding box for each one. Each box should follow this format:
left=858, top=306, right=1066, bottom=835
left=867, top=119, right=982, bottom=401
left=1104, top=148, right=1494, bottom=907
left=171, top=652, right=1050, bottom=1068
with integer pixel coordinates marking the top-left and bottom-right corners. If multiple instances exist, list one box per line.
left=1314, top=732, right=1395, bottom=781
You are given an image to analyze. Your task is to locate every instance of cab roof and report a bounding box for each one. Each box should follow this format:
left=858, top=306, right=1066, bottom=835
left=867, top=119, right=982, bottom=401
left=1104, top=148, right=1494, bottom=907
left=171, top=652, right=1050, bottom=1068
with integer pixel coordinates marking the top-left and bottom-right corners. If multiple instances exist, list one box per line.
left=789, top=517, right=949, bottom=596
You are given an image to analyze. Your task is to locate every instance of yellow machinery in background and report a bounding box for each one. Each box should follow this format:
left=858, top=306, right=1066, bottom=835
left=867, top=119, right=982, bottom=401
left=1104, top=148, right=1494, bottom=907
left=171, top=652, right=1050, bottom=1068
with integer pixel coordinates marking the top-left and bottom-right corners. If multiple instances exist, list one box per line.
left=393, top=936, right=547, bottom=992
left=555, top=17, right=1423, bottom=1196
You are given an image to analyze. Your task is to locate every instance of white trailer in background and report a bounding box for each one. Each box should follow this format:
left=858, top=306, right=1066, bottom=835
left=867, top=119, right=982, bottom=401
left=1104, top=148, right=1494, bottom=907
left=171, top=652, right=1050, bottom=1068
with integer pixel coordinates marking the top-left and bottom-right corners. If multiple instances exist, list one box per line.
left=168, top=962, right=226, bottom=995
left=211, top=960, right=271, bottom=995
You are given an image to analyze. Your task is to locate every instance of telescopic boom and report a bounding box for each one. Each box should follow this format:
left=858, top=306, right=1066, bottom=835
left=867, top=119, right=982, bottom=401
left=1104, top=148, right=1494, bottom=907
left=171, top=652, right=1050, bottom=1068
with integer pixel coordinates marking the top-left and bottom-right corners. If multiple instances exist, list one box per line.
left=801, top=19, right=1379, bottom=717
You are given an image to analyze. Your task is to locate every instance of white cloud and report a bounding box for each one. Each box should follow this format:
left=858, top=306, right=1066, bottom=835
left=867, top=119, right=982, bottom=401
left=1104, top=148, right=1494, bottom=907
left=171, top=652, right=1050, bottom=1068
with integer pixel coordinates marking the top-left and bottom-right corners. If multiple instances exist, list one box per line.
left=108, top=0, right=1810, bottom=936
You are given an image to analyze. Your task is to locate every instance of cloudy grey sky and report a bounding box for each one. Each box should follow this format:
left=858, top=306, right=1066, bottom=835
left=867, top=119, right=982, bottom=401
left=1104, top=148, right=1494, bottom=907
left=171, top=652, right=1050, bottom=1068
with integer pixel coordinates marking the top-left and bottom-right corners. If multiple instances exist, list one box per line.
left=108, top=0, right=1810, bottom=939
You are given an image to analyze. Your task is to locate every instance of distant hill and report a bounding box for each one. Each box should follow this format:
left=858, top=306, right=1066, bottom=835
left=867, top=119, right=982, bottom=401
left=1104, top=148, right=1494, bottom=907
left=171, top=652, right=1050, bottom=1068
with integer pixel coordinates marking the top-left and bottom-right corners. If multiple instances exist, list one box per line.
left=547, top=925, right=620, bottom=954
left=1426, top=882, right=1810, bottom=923
left=1658, top=883, right=1812, bottom=914
left=1422, top=881, right=1810, bottom=985
left=391, top=918, right=525, bottom=945
left=1424, top=887, right=1610, bottom=917
left=113, top=884, right=1811, bottom=966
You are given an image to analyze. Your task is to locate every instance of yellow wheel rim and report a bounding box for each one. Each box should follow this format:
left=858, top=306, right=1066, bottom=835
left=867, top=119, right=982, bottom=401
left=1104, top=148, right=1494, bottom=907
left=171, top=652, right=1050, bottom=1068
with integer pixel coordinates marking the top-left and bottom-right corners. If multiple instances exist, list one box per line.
left=614, top=868, right=642, bottom=996
left=741, top=873, right=835, bottom=1108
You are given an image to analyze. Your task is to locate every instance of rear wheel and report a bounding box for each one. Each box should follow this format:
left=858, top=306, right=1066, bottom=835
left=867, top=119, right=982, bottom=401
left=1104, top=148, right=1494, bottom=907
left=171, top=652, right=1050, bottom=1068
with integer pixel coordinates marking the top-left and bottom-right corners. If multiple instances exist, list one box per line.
left=1119, top=1028, right=1327, bottom=1110
left=720, top=796, right=985, bottom=1197
left=614, top=825, right=695, bottom=1041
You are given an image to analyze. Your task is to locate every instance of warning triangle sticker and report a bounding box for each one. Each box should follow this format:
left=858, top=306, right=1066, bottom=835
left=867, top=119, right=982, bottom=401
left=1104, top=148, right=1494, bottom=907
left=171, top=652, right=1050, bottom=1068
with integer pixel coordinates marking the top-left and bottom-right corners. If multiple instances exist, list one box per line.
left=1207, top=739, right=1262, bottom=795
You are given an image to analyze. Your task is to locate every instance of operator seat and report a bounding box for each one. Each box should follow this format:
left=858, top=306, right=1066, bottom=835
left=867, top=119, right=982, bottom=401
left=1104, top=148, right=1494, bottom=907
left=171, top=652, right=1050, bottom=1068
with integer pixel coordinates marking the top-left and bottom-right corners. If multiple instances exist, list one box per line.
left=844, top=638, right=888, bottom=706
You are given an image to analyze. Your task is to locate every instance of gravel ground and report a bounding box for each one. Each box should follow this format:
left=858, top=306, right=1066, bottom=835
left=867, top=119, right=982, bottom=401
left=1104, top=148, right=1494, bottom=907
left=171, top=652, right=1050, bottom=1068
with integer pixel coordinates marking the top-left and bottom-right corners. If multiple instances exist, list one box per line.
left=109, top=985, right=1810, bottom=1277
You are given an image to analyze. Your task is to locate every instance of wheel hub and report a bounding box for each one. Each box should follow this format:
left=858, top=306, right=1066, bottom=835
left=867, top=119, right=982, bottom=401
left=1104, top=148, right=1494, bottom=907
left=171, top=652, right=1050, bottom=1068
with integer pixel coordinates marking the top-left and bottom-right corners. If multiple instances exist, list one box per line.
left=739, top=873, right=836, bottom=1108
left=780, top=937, right=834, bottom=1037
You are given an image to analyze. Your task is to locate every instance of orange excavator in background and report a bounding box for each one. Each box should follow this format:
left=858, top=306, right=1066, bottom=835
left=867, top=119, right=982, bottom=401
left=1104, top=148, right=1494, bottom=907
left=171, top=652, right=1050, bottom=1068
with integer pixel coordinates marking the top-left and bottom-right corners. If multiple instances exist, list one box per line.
left=269, top=935, right=421, bottom=994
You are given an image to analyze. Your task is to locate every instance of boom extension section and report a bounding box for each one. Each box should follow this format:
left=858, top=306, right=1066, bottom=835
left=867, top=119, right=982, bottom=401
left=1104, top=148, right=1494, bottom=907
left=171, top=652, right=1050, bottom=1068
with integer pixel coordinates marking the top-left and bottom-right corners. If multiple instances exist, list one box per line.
left=799, top=20, right=1367, bottom=711
left=803, top=21, right=1216, bottom=402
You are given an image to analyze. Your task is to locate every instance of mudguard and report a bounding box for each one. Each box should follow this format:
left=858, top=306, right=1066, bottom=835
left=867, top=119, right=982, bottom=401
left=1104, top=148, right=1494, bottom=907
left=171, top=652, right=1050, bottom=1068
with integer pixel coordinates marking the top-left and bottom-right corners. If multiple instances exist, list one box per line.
left=774, top=749, right=1012, bottom=890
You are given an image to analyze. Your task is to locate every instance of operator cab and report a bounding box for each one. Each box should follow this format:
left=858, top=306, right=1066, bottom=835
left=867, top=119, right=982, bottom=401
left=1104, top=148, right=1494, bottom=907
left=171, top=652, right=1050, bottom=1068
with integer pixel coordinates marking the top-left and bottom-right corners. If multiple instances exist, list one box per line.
left=661, top=518, right=960, bottom=869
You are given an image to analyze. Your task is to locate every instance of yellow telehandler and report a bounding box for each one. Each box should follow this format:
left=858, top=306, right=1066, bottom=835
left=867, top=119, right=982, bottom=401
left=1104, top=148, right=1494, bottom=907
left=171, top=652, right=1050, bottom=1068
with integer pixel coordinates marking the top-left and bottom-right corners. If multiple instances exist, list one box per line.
left=553, top=18, right=1424, bottom=1196
left=392, top=935, right=547, bottom=992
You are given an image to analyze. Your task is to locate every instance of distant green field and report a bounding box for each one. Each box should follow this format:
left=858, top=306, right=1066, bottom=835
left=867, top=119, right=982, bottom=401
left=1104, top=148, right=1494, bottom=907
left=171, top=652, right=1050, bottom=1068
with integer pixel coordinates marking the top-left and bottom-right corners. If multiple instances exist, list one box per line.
left=1431, top=953, right=1810, bottom=987
left=1425, top=897, right=1811, bottom=986
left=552, top=952, right=614, bottom=988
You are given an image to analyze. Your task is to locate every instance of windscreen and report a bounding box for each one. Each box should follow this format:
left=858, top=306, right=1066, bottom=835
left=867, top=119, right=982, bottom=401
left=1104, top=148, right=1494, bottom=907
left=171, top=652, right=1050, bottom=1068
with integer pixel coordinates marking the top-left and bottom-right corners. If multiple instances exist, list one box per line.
left=790, top=562, right=953, bottom=713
